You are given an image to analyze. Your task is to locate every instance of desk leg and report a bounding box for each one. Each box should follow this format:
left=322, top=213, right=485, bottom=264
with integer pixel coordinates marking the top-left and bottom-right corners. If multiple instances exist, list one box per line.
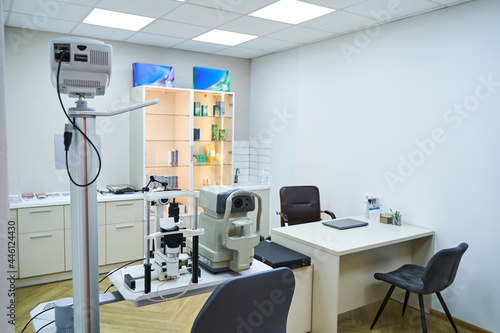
left=310, top=250, right=340, bottom=333
left=272, top=234, right=340, bottom=333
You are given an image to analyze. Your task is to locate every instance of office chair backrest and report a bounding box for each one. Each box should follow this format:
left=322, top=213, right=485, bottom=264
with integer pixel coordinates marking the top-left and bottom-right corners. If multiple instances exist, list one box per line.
left=279, top=186, right=321, bottom=227
left=422, top=242, right=468, bottom=294
left=191, top=267, right=295, bottom=333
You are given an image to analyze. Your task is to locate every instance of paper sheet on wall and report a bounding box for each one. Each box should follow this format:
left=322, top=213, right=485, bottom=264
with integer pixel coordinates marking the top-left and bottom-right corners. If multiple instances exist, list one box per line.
left=367, top=197, right=381, bottom=221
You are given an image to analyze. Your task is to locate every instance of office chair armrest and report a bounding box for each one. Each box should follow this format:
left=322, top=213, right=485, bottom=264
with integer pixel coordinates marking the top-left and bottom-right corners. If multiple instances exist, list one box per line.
left=322, top=210, right=336, bottom=219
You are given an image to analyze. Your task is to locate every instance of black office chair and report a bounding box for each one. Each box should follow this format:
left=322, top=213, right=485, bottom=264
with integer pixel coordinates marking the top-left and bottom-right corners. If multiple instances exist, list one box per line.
left=191, top=267, right=295, bottom=333
left=277, top=185, right=335, bottom=227
left=370, top=242, right=468, bottom=333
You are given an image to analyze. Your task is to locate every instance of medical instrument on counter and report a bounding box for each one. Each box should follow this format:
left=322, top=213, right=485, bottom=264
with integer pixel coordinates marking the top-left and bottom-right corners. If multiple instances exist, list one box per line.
left=141, top=190, right=203, bottom=294
left=47, top=37, right=159, bottom=333
left=187, top=186, right=261, bottom=273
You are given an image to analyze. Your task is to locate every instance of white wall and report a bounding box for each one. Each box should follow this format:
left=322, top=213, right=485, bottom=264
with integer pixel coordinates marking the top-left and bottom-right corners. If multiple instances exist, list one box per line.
left=1, top=1, right=15, bottom=332
left=4, top=27, right=251, bottom=194
left=250, top=0, right=500, bottom=331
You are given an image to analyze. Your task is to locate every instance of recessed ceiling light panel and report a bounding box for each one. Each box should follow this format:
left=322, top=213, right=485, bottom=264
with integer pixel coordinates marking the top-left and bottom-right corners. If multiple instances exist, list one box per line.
left=193, top=29, right=257, bottom=46
left=249, top=0, right=335, bottom=24
left=83, top=8, right=155, bottom=31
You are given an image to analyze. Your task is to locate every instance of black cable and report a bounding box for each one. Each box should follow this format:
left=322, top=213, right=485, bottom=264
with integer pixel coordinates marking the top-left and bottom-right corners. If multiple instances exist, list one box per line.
left=146, top=175, right=168, bottom=189
left=20, top=306, right=54, bottom=333
left=35, top=320, right=55, bottom=333
left=104, top=284, right=114, bottom=293
left=99, top=258, right=144, bottom=284
left=56, top=51, right=102, bottom=187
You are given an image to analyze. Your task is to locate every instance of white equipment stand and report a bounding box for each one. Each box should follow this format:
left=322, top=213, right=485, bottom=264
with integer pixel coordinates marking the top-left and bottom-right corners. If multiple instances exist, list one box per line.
left=67, top=98, right=158, bottom=332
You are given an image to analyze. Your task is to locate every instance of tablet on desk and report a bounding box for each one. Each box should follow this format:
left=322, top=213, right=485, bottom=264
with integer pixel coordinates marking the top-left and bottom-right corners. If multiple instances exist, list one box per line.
left=322, top=218, right=368, bottom=230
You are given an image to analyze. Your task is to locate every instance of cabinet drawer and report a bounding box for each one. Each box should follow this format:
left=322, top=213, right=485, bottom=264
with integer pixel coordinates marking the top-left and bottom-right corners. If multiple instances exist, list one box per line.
left=18, top=230, right=65, bottom=278
left=106, top=222, right=144, bottom=264
left=65, top=226, right=106, bottom=270
left=64, top=203, right=105, bottom=229
left=106, top=200, right=143, bottom=224
left=18, top=206, right=64, bottom=234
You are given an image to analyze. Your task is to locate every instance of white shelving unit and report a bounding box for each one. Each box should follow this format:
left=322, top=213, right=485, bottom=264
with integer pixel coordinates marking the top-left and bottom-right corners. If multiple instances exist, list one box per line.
left=129, top=86, right=235, bottom=218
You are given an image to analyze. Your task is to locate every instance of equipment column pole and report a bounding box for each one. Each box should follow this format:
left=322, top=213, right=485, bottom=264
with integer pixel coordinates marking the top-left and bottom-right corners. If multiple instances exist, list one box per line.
left=69, top=100, right=100, bottom=332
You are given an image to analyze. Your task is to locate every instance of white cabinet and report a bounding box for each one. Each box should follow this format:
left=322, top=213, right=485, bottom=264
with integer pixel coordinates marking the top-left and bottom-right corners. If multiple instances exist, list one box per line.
left=17, top=206, right=65, bottom=278
left=105, top=200, right=143, bottom=224
left=12, top=195, right=146, bottom=282
left=130, top=86, right=235, bottom=212
left=105, top=200, right=144, bottom=264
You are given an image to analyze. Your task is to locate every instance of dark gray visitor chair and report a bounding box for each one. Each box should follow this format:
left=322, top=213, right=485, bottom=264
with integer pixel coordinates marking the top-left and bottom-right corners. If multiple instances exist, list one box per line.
left=277, top=185, right=336, bottom=227
left=370, top=242, right=468, bottom=333
left=191, top=267, right=295, bottom=333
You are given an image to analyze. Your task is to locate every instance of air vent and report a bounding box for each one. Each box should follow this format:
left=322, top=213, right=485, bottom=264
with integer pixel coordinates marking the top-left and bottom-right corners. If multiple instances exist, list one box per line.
left=63, top=79, right=101, bottom=87
left=90, top=50, right=109, bottom=66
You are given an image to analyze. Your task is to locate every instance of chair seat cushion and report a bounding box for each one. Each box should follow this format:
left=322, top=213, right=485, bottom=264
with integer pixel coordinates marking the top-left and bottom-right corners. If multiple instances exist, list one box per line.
left=374, top=264, right=426, bottom=293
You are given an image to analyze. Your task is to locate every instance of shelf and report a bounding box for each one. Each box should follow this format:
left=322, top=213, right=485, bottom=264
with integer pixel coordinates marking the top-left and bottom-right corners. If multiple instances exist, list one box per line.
left=194, top=140, right=232, bottom=143
left=193, top=164, right=232, bottom=167
left=145, top=164, right=190, bottom=168
left=194, top=116, right=232, bottom=119
left=146, top=140, right=190, bottom=143
left=145, top=113, right=190, bottom=117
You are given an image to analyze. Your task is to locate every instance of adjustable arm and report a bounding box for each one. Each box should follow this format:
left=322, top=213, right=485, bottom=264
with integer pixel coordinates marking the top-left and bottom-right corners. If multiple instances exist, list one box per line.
left=68, top=99, right=159, bottom=117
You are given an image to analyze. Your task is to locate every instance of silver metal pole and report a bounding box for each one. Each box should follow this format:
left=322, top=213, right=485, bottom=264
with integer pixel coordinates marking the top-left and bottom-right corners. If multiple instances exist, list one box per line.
left=69, top=100, right=100, bottom=332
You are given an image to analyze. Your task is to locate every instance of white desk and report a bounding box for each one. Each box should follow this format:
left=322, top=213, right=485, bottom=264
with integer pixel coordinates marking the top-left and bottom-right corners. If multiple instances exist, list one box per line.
left=271, top=216, right=434, bottom=333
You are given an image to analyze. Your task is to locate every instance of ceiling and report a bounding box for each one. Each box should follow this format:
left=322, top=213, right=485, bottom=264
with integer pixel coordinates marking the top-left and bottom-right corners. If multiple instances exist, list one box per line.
left=2, top=0, right=471, bottom=59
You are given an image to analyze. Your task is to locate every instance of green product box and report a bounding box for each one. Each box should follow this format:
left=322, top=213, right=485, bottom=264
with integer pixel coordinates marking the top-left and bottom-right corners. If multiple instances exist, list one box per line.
left=211, top=124, right=218, bottom=141
left=202, top=105, right=208, bottom=116
left=194, top=102, right=201, bottom=116
left=219, top=129, right=226, bottom=141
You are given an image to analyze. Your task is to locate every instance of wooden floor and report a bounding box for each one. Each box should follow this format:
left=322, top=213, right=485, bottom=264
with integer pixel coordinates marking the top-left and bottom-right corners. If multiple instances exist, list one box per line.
left=16, top=276, right=477, bottom=333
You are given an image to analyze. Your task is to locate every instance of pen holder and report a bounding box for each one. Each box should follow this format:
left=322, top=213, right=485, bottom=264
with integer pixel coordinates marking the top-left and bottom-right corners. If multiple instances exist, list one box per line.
left=392, top=215, right=402, bottom=226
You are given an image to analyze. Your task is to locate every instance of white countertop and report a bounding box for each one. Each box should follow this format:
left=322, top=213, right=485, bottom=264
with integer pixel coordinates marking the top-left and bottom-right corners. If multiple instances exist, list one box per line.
left=10, top=184, right=270, bottom=210
left=9, top=192, right=144, bottom=209
left=271, top=216, right=434, bottom=256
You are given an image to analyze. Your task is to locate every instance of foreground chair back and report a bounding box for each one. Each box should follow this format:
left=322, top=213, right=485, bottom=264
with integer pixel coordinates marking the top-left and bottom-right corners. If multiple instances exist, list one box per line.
left=278, top=185, right=335, bottom=227
left=370, top=242, right=468, bottom=333
left=191, top=267, right=295, bottom=333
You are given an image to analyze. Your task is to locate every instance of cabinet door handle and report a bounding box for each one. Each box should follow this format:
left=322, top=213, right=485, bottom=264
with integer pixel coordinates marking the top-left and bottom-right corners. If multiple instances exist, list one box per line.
left=30, top=233, right=53, bottom=239
left=115, top=224, right=134, bottom=229
left=30, top=208, right=52, bottom=214
left=115, top=202, right=134, bottom=206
